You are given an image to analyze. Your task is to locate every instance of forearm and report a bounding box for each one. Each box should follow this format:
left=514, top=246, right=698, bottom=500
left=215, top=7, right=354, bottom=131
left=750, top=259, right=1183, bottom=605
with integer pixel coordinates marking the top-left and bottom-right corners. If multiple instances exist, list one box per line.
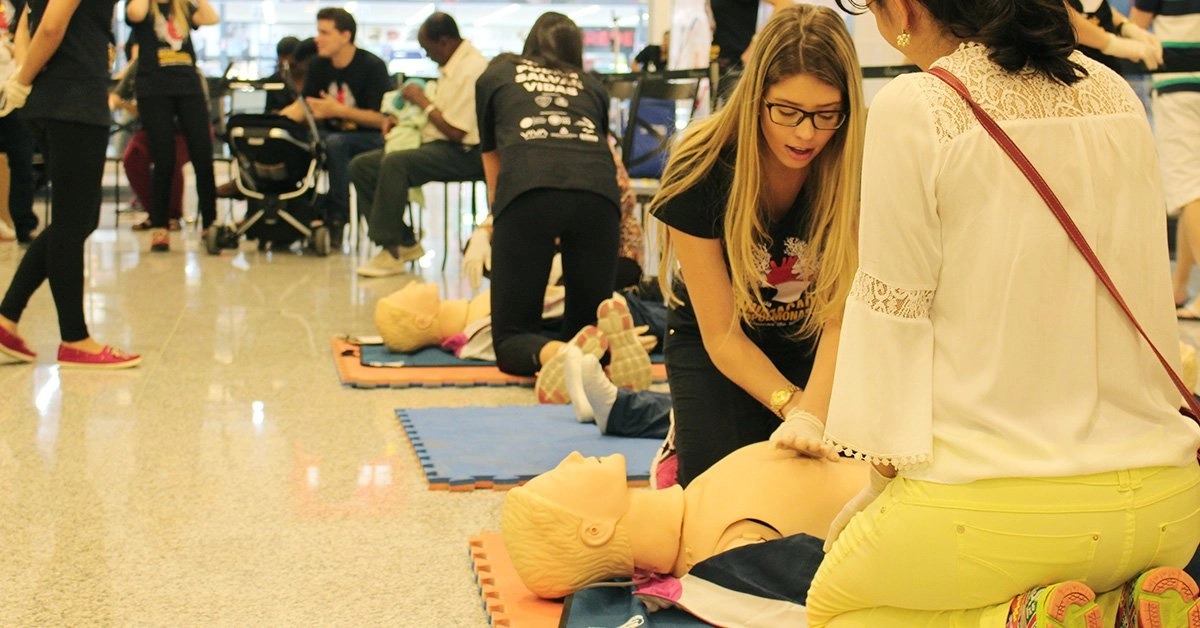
left=703, top=330, right=801, bottom=418
left=126, top=0, right=149, bottom=23
left=339, top=106, right=386, bottom=129
left=279, top=100, right=304, bottom=123
left=1066, top=3, right=1114, bottom=49
left=16, top=18, right=66, bottom=83
left=192, top=0, right=218, bottom=25
left=1129, top=8, right=1154, bottom=29
left=481, top=150, right=499, bottom=207
left=426, top=107, right=466, bottom=143
left=13, top=11, right=28, bottom=65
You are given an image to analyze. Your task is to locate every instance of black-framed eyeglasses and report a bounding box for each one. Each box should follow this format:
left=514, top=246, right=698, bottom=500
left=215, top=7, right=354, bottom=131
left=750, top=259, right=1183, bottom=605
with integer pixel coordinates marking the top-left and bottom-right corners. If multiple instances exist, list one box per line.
left=764, top=102, right=847, bottom=130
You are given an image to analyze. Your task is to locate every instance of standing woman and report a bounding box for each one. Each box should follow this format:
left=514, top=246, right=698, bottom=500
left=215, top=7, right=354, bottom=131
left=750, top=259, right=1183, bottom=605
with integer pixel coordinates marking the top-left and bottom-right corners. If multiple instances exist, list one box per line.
left=649, top=4, right=865, bottom=486
left=476, top=12, right=622, bottom=377
left=0, top=0, right=141, bottom=367
left=126, top=0, right=217, bottom=252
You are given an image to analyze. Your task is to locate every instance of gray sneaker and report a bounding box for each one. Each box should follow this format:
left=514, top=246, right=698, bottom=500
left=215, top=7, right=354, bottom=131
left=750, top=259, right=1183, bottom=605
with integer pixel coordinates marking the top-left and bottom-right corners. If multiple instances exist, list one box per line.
left=356, top=251, right=409, bottom=277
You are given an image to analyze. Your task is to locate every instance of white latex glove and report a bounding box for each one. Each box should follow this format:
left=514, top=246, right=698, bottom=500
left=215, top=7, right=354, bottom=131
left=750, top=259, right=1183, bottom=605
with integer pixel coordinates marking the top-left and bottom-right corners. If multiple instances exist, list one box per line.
left=461, top=227, right=491, bottom=291
left=1102, top=33, right=1161, bottom=70
left=823, top=466, right=891, bottom=552
left=1120, top=22, right=1164, bottom=67
left=769, top=408, right=840, bottom=461
left=0, top=74, right=31, bottom=118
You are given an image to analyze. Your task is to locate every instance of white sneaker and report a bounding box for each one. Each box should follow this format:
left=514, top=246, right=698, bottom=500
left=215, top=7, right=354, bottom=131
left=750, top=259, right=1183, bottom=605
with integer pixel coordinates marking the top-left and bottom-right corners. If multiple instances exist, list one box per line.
left=356, top=251, right=409, bottom=277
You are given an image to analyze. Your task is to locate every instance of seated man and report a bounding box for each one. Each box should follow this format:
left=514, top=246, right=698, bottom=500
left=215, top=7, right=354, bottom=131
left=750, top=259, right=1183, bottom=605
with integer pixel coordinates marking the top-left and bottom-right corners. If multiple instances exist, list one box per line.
left=350, top=12, right=487, bottom=277
left=280, top=7, right=391, bottom=247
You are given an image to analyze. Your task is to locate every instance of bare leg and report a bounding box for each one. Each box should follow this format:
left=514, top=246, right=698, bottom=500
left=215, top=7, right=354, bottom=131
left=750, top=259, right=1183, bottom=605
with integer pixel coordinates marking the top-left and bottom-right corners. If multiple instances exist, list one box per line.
left=1178, top=199, right=1200, bottom=311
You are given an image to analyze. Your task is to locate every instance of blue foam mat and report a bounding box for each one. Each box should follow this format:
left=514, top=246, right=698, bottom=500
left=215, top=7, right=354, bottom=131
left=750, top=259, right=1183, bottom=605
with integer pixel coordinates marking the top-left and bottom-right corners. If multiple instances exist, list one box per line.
left=360, top=344, right=496, bottom=367
left=396, top=405, right=663, bottom=490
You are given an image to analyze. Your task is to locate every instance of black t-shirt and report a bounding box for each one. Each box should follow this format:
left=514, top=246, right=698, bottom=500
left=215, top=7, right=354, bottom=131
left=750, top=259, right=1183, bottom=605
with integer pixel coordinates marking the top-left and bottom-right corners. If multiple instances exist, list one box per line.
left=301, top=49, right=390, bottom=132
left=128, top=1, right=204, bottom=97
left=23, top=0, right=115, bottom=126
left=634, top=44, right=665, bottom=72
left=1068, top=0, right=1123, bottom=72
left=652, top=150, right=819, bottom=376
left=262, top=69, right=295, bottom=113
left=476, top=56, right=620, bottom=216
left=711, top=0, right=760, bottom=65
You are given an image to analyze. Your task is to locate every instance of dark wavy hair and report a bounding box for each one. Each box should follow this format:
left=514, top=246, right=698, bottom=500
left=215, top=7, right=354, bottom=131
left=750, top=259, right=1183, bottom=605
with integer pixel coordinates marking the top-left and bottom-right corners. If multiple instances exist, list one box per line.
left=834, top=0, right=1087, bottom=84
left=522, top=12, right=584, bottom=71
left=316, top=7, right=357, bottom=43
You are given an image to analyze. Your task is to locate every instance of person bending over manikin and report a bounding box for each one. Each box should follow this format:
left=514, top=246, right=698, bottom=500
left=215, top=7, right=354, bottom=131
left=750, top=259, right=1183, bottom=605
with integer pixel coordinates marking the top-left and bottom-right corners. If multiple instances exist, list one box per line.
left=501, top=442, right=869, bottom=599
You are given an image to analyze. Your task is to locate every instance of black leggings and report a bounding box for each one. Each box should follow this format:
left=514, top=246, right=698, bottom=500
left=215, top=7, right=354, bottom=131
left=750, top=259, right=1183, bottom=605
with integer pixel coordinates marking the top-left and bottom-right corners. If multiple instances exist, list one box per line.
left=664, top=319, right=813, bottom=487
left=138, top=92, right=215, bottom=229
left=491, top=189, right=619, bottom=376
left=0, top=120, right=108, bottom=342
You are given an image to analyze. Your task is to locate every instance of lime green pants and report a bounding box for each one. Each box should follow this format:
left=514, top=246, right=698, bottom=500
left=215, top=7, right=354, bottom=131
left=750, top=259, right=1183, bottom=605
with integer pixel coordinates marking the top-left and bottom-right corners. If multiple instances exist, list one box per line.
left=807, top=464, right=1200, bottom=627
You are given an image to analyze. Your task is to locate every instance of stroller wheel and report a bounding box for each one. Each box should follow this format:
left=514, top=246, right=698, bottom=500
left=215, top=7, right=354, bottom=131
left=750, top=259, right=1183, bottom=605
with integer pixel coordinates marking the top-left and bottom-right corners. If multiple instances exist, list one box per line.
left=204, top=227, right=222, bottom=255
left=312, top=226, right=331, bottom=257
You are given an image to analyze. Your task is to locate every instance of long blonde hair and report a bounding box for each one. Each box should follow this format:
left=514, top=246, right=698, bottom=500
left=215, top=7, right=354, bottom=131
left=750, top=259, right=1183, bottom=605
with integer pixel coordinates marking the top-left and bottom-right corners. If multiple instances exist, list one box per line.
left=652, top=4, right=865, bottom=339
left=151, top=0, right=192, bottom=41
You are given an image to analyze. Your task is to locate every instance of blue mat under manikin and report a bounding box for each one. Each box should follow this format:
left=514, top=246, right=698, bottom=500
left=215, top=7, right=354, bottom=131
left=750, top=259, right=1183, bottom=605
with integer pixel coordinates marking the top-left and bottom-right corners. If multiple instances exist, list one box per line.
left=361, top=344, right=496, bottom=367
left=396, top=405, right=663, bottom=490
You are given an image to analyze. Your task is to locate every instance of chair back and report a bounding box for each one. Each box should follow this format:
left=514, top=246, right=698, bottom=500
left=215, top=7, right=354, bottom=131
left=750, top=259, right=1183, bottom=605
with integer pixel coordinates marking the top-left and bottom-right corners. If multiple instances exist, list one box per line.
left=619, top=76, right=701, bottom=179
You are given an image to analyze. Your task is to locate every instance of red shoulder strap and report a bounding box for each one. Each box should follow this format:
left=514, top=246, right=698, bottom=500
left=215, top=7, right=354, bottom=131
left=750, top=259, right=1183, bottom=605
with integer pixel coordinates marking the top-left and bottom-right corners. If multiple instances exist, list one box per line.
left=926, top=66, right=1200, bottom=424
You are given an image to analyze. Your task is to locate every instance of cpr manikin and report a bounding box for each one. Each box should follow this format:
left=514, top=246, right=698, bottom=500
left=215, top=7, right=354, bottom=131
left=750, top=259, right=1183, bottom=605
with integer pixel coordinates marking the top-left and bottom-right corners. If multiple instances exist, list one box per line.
left=375, top=280, right=565, bottom=358
left=501, top=442, right=869, bottom=598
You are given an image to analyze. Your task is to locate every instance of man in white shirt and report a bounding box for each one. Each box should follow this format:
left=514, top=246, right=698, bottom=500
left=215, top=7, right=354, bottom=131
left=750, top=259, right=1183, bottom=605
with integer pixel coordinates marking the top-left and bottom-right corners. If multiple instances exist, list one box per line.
left=350, top=12, right=487, bottom=277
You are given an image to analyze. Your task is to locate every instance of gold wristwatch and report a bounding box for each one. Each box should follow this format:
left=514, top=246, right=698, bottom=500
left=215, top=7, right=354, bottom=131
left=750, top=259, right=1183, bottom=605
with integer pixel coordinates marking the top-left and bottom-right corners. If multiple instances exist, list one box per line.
left=768, top=384, right=801, bottom=418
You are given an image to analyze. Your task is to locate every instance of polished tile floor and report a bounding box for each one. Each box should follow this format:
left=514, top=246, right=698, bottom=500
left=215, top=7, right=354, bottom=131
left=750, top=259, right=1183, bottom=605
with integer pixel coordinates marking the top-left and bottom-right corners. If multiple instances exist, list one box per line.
left=0, top=197, right=517, bottom=625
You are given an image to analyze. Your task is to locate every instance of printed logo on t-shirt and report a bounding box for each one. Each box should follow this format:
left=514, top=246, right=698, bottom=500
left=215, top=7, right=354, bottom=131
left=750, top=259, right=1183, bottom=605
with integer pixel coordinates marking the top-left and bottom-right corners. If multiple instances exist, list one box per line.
left=153, top=11, right=194, bottom=66
left=326, top=80, right=359, bottom=131
left=749, top=236, right=817, bottom=326
left=511, top=62, right=600, bottom=144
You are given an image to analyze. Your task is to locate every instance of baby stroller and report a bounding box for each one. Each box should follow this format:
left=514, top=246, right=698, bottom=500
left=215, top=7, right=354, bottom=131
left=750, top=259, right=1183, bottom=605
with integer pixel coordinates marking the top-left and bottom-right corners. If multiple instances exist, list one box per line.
left=207, top=101, right=329, bottom=255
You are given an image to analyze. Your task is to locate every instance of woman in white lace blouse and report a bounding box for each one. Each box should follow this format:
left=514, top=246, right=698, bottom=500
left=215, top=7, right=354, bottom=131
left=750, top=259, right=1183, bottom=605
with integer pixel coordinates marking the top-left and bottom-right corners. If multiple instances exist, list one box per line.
left=783, top=0, right=1200, bottom=625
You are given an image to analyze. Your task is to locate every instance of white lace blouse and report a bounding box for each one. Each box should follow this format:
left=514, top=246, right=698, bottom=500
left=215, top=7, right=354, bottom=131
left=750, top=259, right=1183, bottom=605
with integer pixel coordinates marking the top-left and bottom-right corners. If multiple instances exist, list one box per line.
left=825, top=44, right=1200, bottom=483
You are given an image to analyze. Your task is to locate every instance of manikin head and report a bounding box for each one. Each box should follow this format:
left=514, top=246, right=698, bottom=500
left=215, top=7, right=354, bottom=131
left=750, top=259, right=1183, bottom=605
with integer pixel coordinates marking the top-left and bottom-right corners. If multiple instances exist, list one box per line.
left=501, top=452, right=635, bottom=598
left=375, top=282, right=444, bottom=352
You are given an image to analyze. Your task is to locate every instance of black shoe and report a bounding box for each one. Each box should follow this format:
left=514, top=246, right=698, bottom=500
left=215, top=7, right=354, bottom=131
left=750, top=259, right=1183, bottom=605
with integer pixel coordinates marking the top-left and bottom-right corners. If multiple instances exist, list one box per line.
left=328, top=221, right=344, bottom=250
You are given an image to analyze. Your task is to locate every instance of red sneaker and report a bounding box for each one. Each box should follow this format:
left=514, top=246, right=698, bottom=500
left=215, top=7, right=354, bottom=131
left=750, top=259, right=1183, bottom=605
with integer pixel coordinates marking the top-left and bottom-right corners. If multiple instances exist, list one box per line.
left=0, top=325, right=36, bottom=362
left=57, top=344, right=141, bottom=369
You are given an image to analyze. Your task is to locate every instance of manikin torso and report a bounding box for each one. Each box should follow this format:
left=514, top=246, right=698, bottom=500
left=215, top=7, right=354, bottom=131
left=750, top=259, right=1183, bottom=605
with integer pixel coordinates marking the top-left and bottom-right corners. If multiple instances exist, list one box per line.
left=676, top=444, right=868, bottom=574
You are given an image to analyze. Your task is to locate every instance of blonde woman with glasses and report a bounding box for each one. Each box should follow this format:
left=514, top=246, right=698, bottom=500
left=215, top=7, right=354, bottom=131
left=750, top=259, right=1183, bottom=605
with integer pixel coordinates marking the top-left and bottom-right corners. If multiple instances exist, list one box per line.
left=649, top=4, right=865, bottom=487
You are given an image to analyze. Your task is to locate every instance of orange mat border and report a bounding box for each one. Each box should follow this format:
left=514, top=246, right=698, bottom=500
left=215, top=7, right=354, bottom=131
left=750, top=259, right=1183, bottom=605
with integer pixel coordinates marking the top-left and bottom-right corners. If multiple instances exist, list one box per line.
left=332, top=338, right=534, bottom=388
left=332, top=337, right=667, bottom=389
left=470, top=531, right=562, bottom=628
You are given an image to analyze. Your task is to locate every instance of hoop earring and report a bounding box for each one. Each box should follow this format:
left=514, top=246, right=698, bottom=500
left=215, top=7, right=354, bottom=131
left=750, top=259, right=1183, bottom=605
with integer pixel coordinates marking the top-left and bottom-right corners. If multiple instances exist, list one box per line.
left=896, top=31, right=911, bottom=48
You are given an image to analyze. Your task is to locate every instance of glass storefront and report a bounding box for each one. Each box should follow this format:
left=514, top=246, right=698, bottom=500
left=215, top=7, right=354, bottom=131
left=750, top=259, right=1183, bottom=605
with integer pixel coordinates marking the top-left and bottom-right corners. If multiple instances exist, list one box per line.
left=114, top=0, right=652, bottom=79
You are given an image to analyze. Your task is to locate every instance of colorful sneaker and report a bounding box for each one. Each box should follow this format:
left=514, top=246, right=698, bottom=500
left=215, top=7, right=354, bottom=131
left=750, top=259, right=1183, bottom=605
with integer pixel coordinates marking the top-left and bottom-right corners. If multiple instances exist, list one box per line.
left=57, top=344, right=142, bottom=369
left=0, top=325, right=37, bottom=362
left=596, top=297, right=652, bottom=391
left=535, top=325, right=607, bottom=404
left=1114, top=566, right=1200, bottom=628
left=1006, top=581, right=1102, bottom=628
